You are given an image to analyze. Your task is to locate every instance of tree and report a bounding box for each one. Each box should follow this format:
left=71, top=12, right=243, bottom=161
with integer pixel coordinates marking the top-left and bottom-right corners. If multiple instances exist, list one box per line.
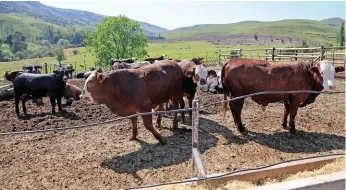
left=84, top=15, right=148, bottom=66
left=57, top=38, right=70, bottom=48
left=55, top=48, right=67, bottom=64
left=5, top=31, right=28, bottom=53
left=301, top=40, right=309, bottom=48
left=336, top=31, right=339, bottom=44
left=254, top=33, right=258, bottom=41
left=72, top=49, right=79, bottom=55
left=339, top=22, right=345, bottom=46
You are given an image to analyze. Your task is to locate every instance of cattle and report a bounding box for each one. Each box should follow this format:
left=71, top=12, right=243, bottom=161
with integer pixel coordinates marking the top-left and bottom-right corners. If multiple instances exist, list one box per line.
left=221, top=58, right=336, bottom=134
left=80, top=60, right=199, bottom=144
left=84, top=68, right=103, bottom=79
left=206, top=70, right=223, bottom=94
left=335, top=66, right=345, bottom=73
left=112, top=61, right=151, bottom=70
left=63, top=83, right=82, bottom=106
left=144, top=55, right=166, bottom=63
left=12, top=71, right=66, bottom=116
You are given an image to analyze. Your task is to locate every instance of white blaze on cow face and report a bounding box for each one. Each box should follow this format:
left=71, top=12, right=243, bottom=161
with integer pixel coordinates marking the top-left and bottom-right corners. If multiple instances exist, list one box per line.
left=79, top=71, right=96, bottom=100
left=217, top=71, right=223, bottom=89
left=319, top=60, right=336, bottom=91
left=195, top=65, right=208, bottom=91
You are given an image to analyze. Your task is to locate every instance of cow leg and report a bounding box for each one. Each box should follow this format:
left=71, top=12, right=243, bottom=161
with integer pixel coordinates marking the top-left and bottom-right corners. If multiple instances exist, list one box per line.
left=229, top=99, right=246, bottom=133
left=49, top=97, right=56, bottom=114
left=15, top=93, right=21, bottom=117
left=57, top=97, right=63, bottom=112
left=171, top=97, right=179, bottom=130
left=288, top=100, right=300, bottom=134
left=142, top=115, right=166, bottom=145
left=155, top=104, right=164, bottom=129
left=21, top=94, right=29, bottom=116
left=282, top=101, right=290, bottom=129
left=130, top=117, right=138, bottom=140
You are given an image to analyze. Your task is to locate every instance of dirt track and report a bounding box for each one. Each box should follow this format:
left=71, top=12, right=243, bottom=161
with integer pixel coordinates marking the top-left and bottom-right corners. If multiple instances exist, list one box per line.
left=0, top=76, right=345, bottom=190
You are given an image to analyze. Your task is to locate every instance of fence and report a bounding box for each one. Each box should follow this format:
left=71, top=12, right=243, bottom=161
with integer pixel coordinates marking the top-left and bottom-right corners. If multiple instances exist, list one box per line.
left=0, top=89, right=344, bottom=184
left=217, top=46, right=346, bottom=66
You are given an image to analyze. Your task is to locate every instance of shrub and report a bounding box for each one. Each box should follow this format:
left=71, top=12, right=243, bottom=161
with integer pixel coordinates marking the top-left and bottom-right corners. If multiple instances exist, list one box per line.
left=73, top=49, right=79, bottom=55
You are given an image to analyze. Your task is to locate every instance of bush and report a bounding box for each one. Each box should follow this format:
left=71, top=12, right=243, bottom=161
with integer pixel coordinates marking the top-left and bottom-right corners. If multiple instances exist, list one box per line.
left=72, top=49, right=79, bottom=55
left=14, top=51, right=25, bottom=59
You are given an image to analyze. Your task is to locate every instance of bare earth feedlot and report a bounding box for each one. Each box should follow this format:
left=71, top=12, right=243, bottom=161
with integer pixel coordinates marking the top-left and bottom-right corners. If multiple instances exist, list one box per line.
left=0, top=71, right=345, bottom=189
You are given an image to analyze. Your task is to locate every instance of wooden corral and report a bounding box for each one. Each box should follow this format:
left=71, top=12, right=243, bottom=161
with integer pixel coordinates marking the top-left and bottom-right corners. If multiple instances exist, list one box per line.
left=218, top=46, right=345, bottom=66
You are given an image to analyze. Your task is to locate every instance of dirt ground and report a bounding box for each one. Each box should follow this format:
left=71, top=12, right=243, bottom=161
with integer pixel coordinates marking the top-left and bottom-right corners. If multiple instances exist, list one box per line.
left=0, top=75, right=345, bottom=190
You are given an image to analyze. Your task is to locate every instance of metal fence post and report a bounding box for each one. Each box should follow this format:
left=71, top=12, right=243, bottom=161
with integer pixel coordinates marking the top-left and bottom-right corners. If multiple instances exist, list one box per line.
left=218, top=49, right=221, bottom=66
left=191, top=99, right=206, bottom=179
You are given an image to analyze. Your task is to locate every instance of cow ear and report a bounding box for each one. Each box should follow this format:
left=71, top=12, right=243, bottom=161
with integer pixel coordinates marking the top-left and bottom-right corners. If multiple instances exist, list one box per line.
left=96, top=72, right=106, bottom=83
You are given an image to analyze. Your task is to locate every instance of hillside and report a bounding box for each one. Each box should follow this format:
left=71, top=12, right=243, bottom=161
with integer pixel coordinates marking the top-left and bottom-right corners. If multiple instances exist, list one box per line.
left=162, top=19, right=345, bottom=46
left=0, top=1, right=168, bottom=38
left=320, top=17, right=345, bottom=28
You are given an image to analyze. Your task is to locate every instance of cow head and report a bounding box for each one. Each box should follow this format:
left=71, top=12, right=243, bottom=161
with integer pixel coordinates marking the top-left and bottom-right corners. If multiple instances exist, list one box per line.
left=80, top=71, right=107, bottom=104
left=192, top=57, right=204, bottom=65
left=318, top=60, right=337, bottom=91
left=4, top=71, right=22, bottom=82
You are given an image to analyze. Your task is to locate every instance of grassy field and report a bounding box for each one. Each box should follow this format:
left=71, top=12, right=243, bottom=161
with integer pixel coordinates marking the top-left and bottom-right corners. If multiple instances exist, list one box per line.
left=0, top=41, right=343, bottom=83
left=0, top=41, right=286, bottom=76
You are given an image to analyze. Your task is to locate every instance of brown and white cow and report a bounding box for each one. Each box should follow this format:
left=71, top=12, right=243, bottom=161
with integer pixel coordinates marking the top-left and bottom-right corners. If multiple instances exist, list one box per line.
left=80, top=60, right=199, bottom=145
left=221, top=58, right=336, bottom=134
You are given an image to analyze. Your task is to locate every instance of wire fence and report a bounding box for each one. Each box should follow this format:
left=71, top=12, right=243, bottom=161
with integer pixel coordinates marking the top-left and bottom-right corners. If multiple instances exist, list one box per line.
left=0, top=89, right=345, bottom=188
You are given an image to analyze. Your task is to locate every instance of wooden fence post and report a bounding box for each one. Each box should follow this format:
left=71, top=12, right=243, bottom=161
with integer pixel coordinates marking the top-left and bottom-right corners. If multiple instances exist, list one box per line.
left=239, top=49, right=243, bottom=58
left=320, top=46, right=325, bottom=61
left=265, top=49, right=268, bottom=61
left=44, top=63, right=48, bottom=74
left=295, top=50, right=298, bottom=61
left=271, top=47, right=275, bottom=61
left=332, top=48, right=335, bottom=64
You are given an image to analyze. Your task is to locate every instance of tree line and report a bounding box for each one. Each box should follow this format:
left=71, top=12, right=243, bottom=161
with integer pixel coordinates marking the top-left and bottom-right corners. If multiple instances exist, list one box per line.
left=0, top=25, right=85, bottom=62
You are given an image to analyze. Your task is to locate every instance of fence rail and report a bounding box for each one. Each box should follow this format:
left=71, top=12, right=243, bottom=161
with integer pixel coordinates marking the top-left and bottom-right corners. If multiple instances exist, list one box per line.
left=218, top=46, right=345, bottom=66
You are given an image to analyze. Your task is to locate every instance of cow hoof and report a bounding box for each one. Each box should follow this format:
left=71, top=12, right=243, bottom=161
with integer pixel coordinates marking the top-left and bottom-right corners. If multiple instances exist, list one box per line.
left=238, top=125, right=247, bottom=134
left=159, top=138, right=167, bottom=145
left=290, top=128, right=296, bottom=134
left=130, top=137, right=138, bottom=141
left=282, top=123, right=288, bottom=129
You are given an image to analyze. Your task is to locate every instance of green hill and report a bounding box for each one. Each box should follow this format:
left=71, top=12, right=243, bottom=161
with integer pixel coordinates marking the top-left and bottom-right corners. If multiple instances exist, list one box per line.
left=0, top=1, right=168, bottom=38
left=162, top=19, right=345, bottom=45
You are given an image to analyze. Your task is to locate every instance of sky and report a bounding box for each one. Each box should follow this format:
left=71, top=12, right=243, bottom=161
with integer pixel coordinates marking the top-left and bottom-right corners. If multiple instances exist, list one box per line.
left=40, top=1, right=345, bottom=30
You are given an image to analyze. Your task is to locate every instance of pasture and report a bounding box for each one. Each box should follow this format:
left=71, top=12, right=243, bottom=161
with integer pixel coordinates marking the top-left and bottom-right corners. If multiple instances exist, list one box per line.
left=0, top=67, right=344, bottom=189
left=0, top=41, right=290, bottom=82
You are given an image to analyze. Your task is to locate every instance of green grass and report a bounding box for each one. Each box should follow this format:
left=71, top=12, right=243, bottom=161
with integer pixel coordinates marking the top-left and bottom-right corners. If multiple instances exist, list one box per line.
left=0, top=41, right=341, bottom=83
left=162, top=19, right=341, bottom=45
left=0, top=13, right=69, bottom=38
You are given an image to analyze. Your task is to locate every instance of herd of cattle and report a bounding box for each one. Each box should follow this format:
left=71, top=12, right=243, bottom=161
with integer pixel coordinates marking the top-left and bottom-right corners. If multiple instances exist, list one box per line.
left=3, top=55, right=344, bottom=145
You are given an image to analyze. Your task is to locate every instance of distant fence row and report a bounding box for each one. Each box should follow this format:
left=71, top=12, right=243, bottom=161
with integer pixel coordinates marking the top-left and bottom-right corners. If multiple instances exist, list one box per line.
left=0, top=46, right=344, bottom=78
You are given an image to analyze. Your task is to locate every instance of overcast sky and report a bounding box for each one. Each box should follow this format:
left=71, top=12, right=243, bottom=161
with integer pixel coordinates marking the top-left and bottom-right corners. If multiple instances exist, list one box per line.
left=40, top=1, right=346, bottom=30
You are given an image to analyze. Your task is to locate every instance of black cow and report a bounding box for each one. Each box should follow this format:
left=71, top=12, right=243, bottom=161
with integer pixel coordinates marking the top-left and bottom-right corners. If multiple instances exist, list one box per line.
left=13, top=71, right=66, bottom=116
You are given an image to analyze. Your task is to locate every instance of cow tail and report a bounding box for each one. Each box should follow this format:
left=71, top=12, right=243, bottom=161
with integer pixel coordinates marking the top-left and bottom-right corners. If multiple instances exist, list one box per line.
left=221, top=64, right=230, bottom=117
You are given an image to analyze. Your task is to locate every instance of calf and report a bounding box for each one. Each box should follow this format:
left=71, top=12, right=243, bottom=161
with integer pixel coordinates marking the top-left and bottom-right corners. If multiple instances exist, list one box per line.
left=206, top=70, right=223, bottom=94
left=63, top=83, right=82, bottom=106
left=221, top=58, right=336, bottom=134
left=13, top=71, right=66, bottom=116
left=80, top=61, right=198, bottom=144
